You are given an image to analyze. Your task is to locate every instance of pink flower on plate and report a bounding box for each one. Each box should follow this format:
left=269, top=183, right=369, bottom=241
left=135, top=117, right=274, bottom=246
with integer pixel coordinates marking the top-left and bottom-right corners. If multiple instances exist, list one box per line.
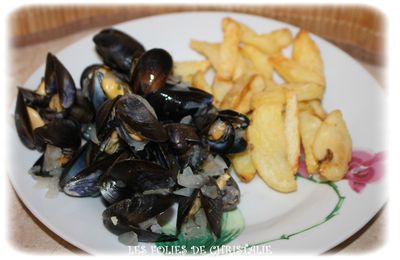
left=297, top=150, right=385, bottom=193
left=345, top=150, right=385, bottom=193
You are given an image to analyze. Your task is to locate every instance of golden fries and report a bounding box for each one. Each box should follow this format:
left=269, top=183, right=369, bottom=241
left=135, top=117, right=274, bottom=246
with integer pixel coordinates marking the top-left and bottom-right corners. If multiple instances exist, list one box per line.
left=192, top=71, right=212, bottom=94
left=248, top=102, right=297, bottom=192
left=293, top=29, right=324, bottom=76
left=175, top=17, right=352, bottom=189
left=284, top=91, right=300, bottom=174
left=190, top=40, right=220, bottom=69
left=299, top=111, right=322, bottom=174
left=173, top=60, right=211, bottom=83
left=218, top=18, right=240, bottom=80
left=241, top=28, right=293, bottom=55
left=230, top=150, right=257, bottom=182
left=270, top=54, right=325, bottom=86
left=313, top=110, right=352, bottom=181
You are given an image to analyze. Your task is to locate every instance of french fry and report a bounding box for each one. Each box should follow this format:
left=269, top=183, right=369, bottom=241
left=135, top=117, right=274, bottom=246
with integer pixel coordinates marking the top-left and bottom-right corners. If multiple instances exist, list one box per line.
left=235, top=75, right=266, bottom=114
left=299, top=111, right=322, bottom=175
left=218, top=19, right=240, bottom=80
left=233, top=52, right=255, bottom=81
left=313, top=110, right=352, bottom=181
left=240, top=44, right=273, bottom=82
left=190, top=40, right=220, bottom=70
left=308, top=100, right=326, bottom=119
left=230, top=149, right=257, bottom=182
left=292, top=29, right=324, bottom=76
left=220, top=73, right=256, bottom=109
left=173, top=60, right=211, bottom=83
left=248, top=102, right=297, bottom=192
left=251, top=87, right=286, bottom=110
left=212, top=77, right=234, bottom=107
left=192, top=71, right=212, bottom=94
left=223, top=17, right=257, bottom=39
left=241, top=28, right=293, bottom=55
left=282, top=82, right=324, bottom=101
left=284, top=91, right=300, bottom=174
left=269, top=54, right=325, bottom=86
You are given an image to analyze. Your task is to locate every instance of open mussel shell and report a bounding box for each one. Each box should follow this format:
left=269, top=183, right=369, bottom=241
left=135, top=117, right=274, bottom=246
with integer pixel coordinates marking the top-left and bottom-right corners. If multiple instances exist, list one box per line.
left=18, top=86, right=50, bottom=108
left=102, top=194, right=175, bottom=235
left=131, top=48, right=173, bottom=95
left=93, top=28, right=145, bottom=75
left=146, top=84, right=213, bottom=122
left=220, top=174, right=241, bottom=211
left=218, top=109, right=250, bottom=129
left=44, top=53, right=76, bottom=110
left=200, top=177, right=223, bottom=238
left=61, top=149, right=120, bottom=197
left=164, top=123, right=201, bottom=152
left=33, top=119, right=82, bottom=153
left=84, top=66, right=130, bottom=111
left=100, top=159, right=175, bottom=200
left=207, top=120, right=235, bottom=154
left=176, top=189, right=200, bottom=233
left=95, top=96, right=120, bottom=142
left=114, top=94, right=168, bottom=142
left=68, top=90, right=95, bottom=124
left=15, top=90, right=36, bottom=149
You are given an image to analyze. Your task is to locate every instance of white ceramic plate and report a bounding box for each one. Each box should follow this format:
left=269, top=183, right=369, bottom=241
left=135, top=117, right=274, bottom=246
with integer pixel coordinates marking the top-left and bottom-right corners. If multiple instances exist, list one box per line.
left=7, top=12, right=386, bottom=255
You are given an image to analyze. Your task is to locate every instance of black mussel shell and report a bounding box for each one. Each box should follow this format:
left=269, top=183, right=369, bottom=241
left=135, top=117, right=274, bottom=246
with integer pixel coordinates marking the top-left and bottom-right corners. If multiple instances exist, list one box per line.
left=207, top=121, right=235, bottom=154
left=44, top=53, right=76, bottom=110
left=33, top=119, right=81, bottom=153
left=164, top=123, right=201, bottom=152
left=95, top=96, right=121, bottom=142
left=192, top=105, right=218, bottom=133
left=68, top=90, right=95, bottom=124
left=200, top=178, right=223, bottom=238
left=93, top=28, right=145, bottom=75
left=131, top=48, right=173, bottom=95
left=146, top=84, right=213, bottom=122
left=104, top=159, right=175, bottom=193
left=15, top=90, right=35, bottom=149
left=218, top=110, right=250, bottom=129
left=80, top=64, right=103, bottom=95
left=18, top=87, right=50, bottom=108
left=29, top=154, right=51, bottom=177
left=176, top=189, right=200, bottom=233
left=178, top=142, right=210, bottom=171
left=102, top=194, right=175, bottom=232
left=114, top=94, right=168, bottom=142
left=62, top=151, right=120, bottom=197
left=220, top=175, right=241, bottom=211
left=59, top=142, right=89, bottom=188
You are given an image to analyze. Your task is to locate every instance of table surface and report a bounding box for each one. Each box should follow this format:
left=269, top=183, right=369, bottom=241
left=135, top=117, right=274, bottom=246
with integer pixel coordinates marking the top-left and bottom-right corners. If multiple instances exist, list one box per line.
left=7, top=26, right=386, bottom=255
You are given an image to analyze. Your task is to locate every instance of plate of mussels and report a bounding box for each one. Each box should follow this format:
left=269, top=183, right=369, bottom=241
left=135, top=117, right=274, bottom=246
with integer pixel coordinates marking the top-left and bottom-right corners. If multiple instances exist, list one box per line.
left=8, top=12, right=386, bottom=255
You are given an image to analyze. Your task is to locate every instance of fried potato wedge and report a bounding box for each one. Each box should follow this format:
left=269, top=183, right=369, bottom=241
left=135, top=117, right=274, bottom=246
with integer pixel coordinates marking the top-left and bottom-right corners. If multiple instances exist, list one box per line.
left=248, top=102, right=297, bottom=192
left=282, top=82, right=324, bottom=101
left=284, top=92, right=300, bottom=174
left=218, top=19, right=240, bottom=80
left=269, top=54, right=325, bottom=86
left=251, top=87, right=286, bottom=110
left=230, top=149, right=257, bottom=182
left=241, top=28, right=293, bottom=55
left=173, top=60, right=211, bottom=83
left=212, top=77, right=234, bottom=107
left=299, top=111, right=322, bottom=174
left=192, top=71, right=212, bottom=94
left=312, top=110, right=352, bottom=181
left=220, top=73, right=256, bottom=109
left=292, top=29, right=324, bottom=76
left=190, top=40, right=220, bottom=70
left=308, top=100, right=326, bottom=119
left=235, top=75, right=266, bottom=114
left=240, top=44, right=273, bottom=82
left=223, top=17, right=257, bottom=39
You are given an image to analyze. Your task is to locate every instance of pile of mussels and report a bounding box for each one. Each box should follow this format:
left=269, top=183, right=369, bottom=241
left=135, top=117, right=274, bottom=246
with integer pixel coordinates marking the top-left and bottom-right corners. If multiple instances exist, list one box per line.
left=14, top=29, right=250, bottom=245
